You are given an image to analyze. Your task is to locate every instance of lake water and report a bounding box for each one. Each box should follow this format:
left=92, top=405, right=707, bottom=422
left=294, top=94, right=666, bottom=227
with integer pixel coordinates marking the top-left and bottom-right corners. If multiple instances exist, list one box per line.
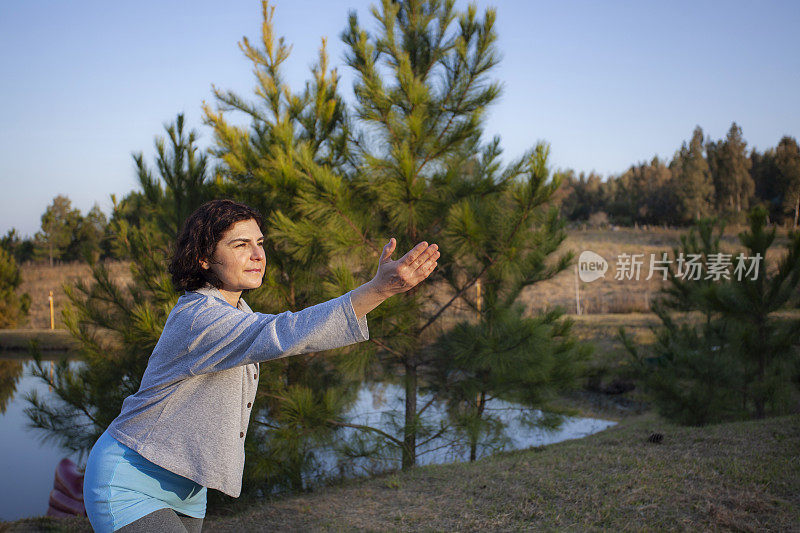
left=308, top=383, right=616, bottom=481
left=0, top=357, right=81, bottom=522
left=0, top=358, right=616, bottom=522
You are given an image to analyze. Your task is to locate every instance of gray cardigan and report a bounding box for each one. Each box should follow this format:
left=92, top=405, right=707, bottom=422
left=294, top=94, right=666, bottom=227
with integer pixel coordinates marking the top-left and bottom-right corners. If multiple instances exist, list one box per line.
left=106, top=286, right=369, bottom=497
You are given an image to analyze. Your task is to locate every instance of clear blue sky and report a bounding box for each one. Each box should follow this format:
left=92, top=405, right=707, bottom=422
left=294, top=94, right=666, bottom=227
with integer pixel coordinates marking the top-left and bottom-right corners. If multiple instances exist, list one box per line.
left=1, top=0, right=798, bottom=237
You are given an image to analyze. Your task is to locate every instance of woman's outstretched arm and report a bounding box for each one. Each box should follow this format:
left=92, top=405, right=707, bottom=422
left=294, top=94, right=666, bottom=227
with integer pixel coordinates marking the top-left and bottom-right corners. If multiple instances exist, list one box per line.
left=350, top=238, right=440, bottom=319
left=139, top=238, right=439, bottom=378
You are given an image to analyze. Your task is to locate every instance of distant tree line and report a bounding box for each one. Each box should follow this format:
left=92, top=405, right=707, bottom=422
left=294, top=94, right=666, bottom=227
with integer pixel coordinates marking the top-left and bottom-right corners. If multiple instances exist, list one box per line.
left=557, top=124, right=800, bottom=228
left=2, top=195, right=112, bottom=265
left=6, top=126, right=799, bottom=269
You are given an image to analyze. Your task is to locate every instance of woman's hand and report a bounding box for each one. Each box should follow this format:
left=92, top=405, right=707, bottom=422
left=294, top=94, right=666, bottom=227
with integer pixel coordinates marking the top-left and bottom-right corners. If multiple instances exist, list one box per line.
left=350, top=238, right=440, bottom=318
left=372, top=238, right=439, bottom=296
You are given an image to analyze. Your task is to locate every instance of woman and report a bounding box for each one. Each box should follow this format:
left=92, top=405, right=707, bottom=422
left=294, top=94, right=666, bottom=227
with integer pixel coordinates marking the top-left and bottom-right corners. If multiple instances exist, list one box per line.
left=83, top=199, right=439, bottom=532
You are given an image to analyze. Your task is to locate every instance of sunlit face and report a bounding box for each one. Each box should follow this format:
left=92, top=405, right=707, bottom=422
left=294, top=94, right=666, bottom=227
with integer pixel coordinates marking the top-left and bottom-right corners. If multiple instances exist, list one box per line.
left=200, top=219, right=265, bottom=304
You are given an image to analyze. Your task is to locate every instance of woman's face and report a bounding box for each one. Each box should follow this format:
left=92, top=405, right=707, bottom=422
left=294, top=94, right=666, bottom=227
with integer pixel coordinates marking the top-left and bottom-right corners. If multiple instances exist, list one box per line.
left=200, top=218, right=266, bottom=295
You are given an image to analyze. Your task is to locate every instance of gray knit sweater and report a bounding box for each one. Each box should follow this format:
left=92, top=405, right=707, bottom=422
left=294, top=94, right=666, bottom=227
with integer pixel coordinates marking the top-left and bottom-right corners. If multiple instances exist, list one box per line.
left=106, top=285, right=369, bottom=497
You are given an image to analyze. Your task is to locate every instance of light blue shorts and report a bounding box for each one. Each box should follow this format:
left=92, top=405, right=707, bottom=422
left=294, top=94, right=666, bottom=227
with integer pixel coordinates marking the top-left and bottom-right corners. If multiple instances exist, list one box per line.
left=83, top=430, right=207, bottom=532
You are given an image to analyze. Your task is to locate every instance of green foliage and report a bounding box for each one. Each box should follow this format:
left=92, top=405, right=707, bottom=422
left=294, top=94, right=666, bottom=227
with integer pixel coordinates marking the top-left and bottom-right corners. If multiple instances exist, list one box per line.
left=750, top=147, right=783, bottom=224
left=624, top=207, right=800, bottom=425
left=0, top=245, right=30, bottom=327
left=31, top=196, right=110, bottom=264
left=556, top=171, right=609, bottom=223
left=245, top=383, right=356, bottom=493
left=554, top=123, right=800, bottom=229
left=35, top=195, right=82, bottom=266
left=75, top=205, right=109, bottom=261
left=775, top=136, right=800, bottom=228
left=1, top=229, right=36, bottom=264
left=608, top=157, right=677, bottom=226
left=707, top=122, right=753, bottom=218
left=340, top=0, right=514, bottom=469
left=669, top=126, right=715, bottom=224
left=0, top=360, right=24, bottom=414
left=428, top=142, right=587, bottom=460
left=131, top=113, right=211, bottom=239
left=431, top=305, right=589, bottom=461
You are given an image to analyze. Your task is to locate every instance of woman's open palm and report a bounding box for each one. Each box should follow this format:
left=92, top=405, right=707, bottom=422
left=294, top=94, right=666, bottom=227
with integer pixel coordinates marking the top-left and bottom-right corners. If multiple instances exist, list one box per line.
left=372, top=238, right=439, bottom=296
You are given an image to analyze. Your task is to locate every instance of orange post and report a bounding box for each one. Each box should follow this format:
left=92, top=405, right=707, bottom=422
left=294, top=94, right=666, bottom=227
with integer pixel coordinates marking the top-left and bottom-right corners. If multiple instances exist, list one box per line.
left=49, top=291, right=55, bottom=330
left=475, top=278, right=482, bottom=408
left=49, top=291, right=55, bottom=391
left=476, top=278, right=482, bottom=316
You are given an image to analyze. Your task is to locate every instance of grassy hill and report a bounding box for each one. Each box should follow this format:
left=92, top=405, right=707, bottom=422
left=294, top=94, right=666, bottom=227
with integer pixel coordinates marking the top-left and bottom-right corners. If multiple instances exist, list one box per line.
left=6, top=411, right=798, bottom=532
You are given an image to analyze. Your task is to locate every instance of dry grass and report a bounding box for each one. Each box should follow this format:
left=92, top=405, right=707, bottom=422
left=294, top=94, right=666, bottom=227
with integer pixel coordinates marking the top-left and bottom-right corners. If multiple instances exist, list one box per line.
left=16, top=261, right=132, bottom=330
left=519, top=225, right=792, bottom=316
left=8, top=411, right=797, bottom=532
left=201, top=412, right=800, bottom=532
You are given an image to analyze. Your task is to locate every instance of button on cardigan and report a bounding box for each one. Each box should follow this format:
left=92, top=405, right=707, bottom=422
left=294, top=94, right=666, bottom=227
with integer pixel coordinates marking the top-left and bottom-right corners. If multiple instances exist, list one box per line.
left=106, top=286, right=369, bottom=497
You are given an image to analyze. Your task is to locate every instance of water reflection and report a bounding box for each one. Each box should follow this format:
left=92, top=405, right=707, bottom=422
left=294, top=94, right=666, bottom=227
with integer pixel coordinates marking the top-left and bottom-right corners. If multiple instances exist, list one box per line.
left=0, top=359, right=24, bottom=414
left=0, top=358, right=80, bottom=522
left=258, top=382, right=617, bottom=489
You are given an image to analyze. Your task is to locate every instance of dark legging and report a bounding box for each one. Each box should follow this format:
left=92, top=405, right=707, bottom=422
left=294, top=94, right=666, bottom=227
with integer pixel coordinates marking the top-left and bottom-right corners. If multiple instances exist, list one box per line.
left=116, top=508, right=203, bottom=533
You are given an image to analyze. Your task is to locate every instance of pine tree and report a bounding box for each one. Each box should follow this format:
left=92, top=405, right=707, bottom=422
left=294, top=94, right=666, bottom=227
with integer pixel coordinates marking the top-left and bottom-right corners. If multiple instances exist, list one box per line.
left=706, top=207, right=800, bottom=417
left=338, top=0, right=577, bottom=468
left=1, top=229, right=36, bottom=264
left=707, top=122, right=753, bottom=218
left=670, top=127, right=714, bottom=224
left=0, top=244, right=27, bottom=411
left=429, top=144, right=588, bottom=461
left=623, top=218, right=738, bottom=425
left=132, top=113, right=211, bottom=240
left=727, top=123, right=754, bottom=213
left=611, top=157, right=676, bottom=225
left=624, top=208, right=800, bottom=424
left=340, top=0, right=496, bottom=468
left=750, top=148, right=782, bottom=222
left=558, top=171, right=608, bottom=222
left=36, top=195, right=82, bottom=266
left=70, top=204, right=108, bottom=261
left=707, top=140, right=729, bottom=212
left=775, top=136, right=800, bottom=228
left=0, top=245, right=30, bottom=328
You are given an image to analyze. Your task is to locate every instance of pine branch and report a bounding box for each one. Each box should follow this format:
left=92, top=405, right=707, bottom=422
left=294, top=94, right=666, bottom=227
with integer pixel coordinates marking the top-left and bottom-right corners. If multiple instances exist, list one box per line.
left=325, top=419, right=403, bottom=447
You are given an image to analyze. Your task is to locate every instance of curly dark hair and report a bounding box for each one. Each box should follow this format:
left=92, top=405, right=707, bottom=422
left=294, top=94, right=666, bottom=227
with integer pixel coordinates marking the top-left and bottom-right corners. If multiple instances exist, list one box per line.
left=169, top=199, right=263, bottom=292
